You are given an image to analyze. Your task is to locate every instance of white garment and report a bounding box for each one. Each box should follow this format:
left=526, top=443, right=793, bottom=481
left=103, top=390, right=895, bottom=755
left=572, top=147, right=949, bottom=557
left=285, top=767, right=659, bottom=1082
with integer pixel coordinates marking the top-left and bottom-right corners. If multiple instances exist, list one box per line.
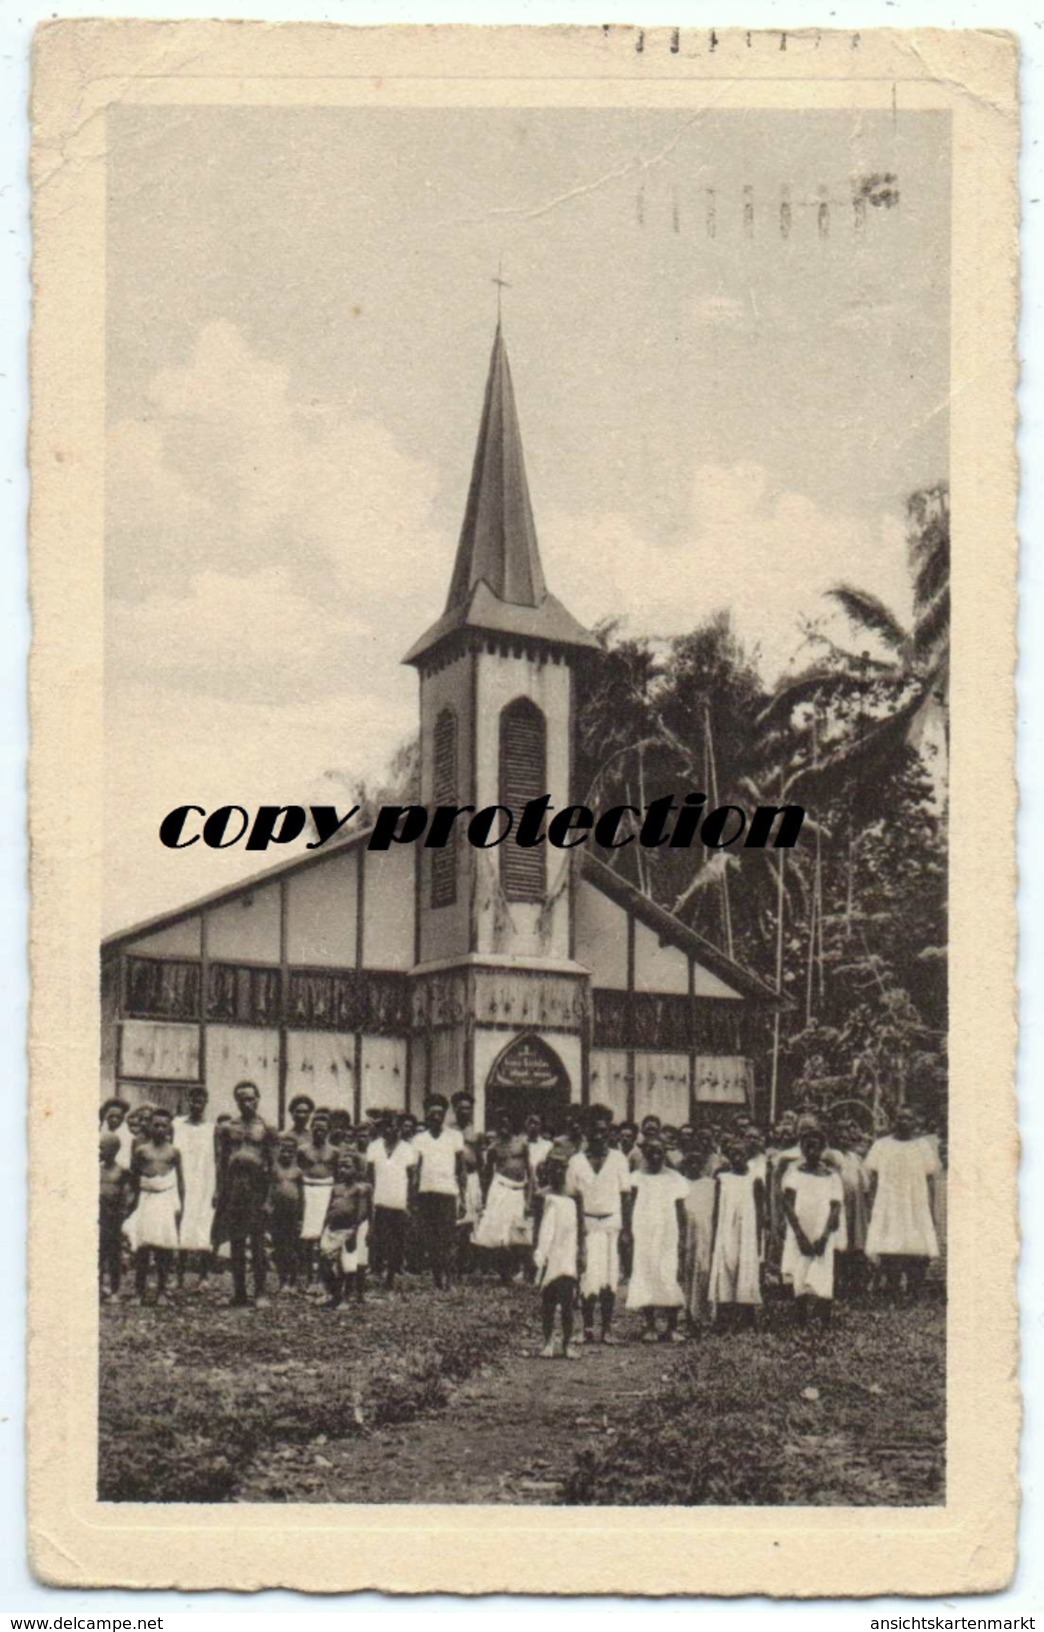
left=473, top=1172, right=527, bottom=1250
left=136, top=1171, right=180, bottom=1250
left=369, top=1139, right=417, bottom=1211
left=580, top=1217, right=621, bottom=1297
left=300, top=1174, right=334, bottom=1241
left=114, top=1123, right=134, bottom=1172
left=414, top=1127, right=464, bottom=1195
left=627, top=1169, right=688, bottom=1309
left=708, top=1170, right=762, bottom=1306
left=566, top=1148, right=631, bottom=1225
left=865, top=1136, right=940, bottom=1258
left=781, top=1165, right=845, bottom=1298
left=526, top=1137, right=552, bottom=1177
left=320, top=1219, right=370, bottom=1273
left=173, top=1116, right=216, bottom=1252
left=534, top=1192, right=578, bottom=1285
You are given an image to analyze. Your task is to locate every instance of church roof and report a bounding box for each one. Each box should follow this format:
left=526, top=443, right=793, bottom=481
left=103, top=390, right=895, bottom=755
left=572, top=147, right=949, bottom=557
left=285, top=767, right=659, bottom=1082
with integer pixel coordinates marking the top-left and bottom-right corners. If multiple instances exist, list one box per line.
left=580, top=852, right=781, bottom=1004
left=404, top=324, right=599, bottom=667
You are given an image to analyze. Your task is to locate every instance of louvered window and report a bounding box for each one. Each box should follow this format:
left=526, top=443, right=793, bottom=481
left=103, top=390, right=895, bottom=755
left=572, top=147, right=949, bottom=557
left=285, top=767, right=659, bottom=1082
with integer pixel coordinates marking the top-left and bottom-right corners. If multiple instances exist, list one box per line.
left=430, top=708, right=458, bottom=908
left=500, top=697, right=547, bottom=902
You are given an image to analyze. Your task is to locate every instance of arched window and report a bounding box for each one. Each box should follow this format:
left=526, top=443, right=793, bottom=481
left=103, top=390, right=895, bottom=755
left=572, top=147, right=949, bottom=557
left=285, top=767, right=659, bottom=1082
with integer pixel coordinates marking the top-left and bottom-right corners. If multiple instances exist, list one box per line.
left=430, top=707, right=457, bottom=908
left=499, top=696, right=547, bottom=902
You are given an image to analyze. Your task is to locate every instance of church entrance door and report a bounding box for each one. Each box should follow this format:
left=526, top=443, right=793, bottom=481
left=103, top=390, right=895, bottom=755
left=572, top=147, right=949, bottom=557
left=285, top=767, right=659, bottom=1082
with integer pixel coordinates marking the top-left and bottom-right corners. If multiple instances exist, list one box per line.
left=485, top=1033, right=572, bottom=1130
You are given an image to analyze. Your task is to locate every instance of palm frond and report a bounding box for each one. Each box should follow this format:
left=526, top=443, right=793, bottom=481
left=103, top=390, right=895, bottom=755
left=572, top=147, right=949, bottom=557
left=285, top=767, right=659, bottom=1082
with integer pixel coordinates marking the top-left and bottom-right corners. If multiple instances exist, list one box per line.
left=785, top=685, right=931, bottom=802
left=825, top=585, right=909, bottom=653
left=913, top=587, right=950, bottom=664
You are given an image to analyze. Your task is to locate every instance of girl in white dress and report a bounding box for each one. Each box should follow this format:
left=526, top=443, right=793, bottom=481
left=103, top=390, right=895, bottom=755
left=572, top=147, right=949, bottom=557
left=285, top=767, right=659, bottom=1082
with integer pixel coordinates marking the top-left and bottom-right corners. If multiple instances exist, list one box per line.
left=781, top=1126, right=845, bottom=1325
left=708, top=1138, right=764, bottom=1328
left=173, top=1085, right=217, bottom=1283
left=864, top=1105, right=941, bottom=1301
left=627, top=1140, right=689, bottom=1342
left=533, top=1147, right=581, bottom=1359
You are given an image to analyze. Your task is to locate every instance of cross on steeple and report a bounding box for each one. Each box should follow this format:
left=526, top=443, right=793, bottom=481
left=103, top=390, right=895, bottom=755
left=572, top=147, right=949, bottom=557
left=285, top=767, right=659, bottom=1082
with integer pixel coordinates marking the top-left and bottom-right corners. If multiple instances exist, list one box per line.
left=491, top=261, right=511, bottom=321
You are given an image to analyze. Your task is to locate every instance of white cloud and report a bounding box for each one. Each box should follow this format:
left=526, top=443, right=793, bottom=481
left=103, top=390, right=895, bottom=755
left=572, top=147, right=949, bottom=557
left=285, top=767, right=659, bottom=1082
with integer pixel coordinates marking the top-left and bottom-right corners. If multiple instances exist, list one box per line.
left=543, top=464, right=914, bottom=681
left=104, top=680, right=416, bottom=935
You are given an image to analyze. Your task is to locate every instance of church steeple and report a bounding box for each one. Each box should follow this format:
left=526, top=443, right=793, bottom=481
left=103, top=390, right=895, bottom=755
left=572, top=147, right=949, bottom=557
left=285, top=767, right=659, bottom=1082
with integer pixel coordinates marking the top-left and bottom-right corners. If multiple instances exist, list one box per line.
left=404, top=324, right=597, bottom=668
left=446, top=322, right=545, bottom=612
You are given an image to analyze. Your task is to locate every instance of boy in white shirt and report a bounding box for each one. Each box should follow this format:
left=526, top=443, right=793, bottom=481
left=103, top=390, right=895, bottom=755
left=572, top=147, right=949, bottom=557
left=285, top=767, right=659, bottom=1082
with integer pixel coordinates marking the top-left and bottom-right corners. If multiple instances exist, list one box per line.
left=412, top=1094, right=466, bottom=1290
left=367, top=1110, right=418, bottom=1290
left=566, top=1104, right=633, bottom=1344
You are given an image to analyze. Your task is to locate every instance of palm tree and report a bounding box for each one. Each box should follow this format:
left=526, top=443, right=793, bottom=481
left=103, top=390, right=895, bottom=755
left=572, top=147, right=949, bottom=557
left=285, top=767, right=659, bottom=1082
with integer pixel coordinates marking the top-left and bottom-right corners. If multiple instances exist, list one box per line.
left=769, top=482, right=950, bottom=805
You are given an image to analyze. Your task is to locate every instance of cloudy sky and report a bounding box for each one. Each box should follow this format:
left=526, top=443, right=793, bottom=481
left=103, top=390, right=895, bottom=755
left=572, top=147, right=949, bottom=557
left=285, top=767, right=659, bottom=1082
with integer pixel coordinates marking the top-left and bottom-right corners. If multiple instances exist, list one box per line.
left=105, top=105, right=950, bottom=931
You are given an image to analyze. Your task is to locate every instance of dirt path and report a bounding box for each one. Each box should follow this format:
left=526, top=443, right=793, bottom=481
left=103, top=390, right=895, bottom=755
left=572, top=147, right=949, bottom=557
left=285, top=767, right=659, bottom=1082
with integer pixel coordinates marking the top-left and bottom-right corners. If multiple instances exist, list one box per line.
left=239, top=1328, right=679, bottom=1504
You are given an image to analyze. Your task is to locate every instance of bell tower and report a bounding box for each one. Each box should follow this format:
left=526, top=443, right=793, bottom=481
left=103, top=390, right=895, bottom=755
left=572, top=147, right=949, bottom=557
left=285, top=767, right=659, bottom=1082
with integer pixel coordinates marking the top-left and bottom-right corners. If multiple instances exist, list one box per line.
left=403, top=322, right=598, bottom=1121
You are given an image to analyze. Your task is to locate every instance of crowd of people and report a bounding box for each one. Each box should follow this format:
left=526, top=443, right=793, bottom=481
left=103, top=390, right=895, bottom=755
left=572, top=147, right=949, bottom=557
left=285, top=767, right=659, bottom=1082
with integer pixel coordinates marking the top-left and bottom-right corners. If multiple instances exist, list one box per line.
left=99, top=1085, right=946, bottom=1353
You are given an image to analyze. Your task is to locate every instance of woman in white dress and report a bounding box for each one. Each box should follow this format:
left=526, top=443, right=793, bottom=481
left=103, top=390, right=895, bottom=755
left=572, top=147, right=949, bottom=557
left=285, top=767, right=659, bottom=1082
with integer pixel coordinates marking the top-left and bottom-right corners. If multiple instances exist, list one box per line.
left=865, top=1105, right=940, bottom=1302
left=173, top=1084, right=216, bottom=1284
left=627, top=1139, right=689, bottom=1342
left=781, top=1126, right=845, bottom=1325
left=708, top=1138, right=764, bottom=1328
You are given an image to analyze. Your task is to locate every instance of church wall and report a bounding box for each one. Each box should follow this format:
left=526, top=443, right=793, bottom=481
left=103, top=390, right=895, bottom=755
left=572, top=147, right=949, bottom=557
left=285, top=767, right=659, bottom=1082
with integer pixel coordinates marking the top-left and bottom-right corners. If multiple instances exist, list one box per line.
left=574, top=882, right=628, bottom=987
left=285, top=1030, right=356, bottom=1117
left=634, top=920, right=690, bottom=995
left=205, top=1023, right=280, bottom=1124
left=589, top=1049, right=629, bottom=1121
left=362, top=846, right=415, bottom=971
left=206, top=885, right=281, bottom=964
left=694, top=963, right=742, bottom=999
left=124, top=916, right=202, bottom=958
left=360, top=1035, right=408, bottom=1115
left=286, top=849, right=358, bottom=967
left=473, top=649, right=572, bottom=961
left=418, top=650, right=474, bottom=965
left=633, top=1052, right=691, bottom=1126
left=118, top=1018, right=200, bottom=1084
left=428, top=1026, right=466, bottom=1104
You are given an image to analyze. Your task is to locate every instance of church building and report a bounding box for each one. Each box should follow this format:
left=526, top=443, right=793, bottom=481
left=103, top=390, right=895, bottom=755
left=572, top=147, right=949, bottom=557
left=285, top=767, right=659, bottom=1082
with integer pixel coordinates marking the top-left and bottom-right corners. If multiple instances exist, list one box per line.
left=101, top=325, right=775, bottom=1130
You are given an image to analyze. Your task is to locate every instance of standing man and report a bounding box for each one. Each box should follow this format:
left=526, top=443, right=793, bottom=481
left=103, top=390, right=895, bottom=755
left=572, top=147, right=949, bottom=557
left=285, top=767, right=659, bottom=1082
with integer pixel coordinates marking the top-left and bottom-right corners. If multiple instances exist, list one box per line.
left=297, top=1106, right=336, bottom=1285
left=566, top=1103, right=633, bottom=1344
left=173, top=1084, right=216, bottom=1287
left=413, top=1095, right=466, bottom=1290
left=212, top=1080, right=274, bottom=1309
left=367, top=1111, right=418, bottom=1290
left=473, top=1107, right=530, bottom=1282
left=450, top=1091, right=483, bottom=1273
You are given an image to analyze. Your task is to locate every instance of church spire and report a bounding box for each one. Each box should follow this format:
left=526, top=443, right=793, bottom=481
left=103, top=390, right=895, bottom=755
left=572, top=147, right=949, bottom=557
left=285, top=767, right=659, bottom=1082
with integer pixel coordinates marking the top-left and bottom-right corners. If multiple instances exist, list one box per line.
left=445, top=322, right=546, bottom=613
left=404, top=323, right=597, bottom=669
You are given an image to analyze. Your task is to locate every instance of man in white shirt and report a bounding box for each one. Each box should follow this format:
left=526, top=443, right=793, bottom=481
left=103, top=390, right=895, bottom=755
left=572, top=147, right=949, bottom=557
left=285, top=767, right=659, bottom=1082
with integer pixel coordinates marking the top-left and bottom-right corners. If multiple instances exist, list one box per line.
left=412, top=1095, right=466, bottom=1289
left=566, top=1104, right=634, bottom=1344
left=367, top=1111, right=418, bottom=1290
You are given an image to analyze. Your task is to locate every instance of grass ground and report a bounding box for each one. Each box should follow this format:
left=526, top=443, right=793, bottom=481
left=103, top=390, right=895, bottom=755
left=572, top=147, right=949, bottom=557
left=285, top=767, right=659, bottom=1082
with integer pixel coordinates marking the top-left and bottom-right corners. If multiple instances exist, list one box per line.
left=98, top=1276, right=944, bottom=1506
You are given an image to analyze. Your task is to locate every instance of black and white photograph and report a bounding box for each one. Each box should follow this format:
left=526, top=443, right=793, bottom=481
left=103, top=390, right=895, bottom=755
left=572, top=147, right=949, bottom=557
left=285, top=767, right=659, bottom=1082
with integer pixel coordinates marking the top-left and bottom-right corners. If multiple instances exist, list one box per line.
left=25, top=19, right=1020, bottom=1596
left=96, top=84, right=951, bottom=1510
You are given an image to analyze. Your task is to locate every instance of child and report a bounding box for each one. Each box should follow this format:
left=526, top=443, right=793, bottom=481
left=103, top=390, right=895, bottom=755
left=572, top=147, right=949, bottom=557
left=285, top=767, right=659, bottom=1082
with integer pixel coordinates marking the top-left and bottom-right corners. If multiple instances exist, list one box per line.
left=130, top=1106, right=184, bottom=1304
left=533, top=1147, right=581, bottom=1359
left=319, top=1151, right=373, bottom=1308
left=708, top=1136, right=764, bottom=1329
left=566, top=1105, right=632, bottom=1344
left=781, top=1125, right=845, bottom=1325
left=99, top=1132, right=131, bottom=1298
left=269, top=1134, right=304, bottom=1291
left=627, top=1138, right=689, bottom=1342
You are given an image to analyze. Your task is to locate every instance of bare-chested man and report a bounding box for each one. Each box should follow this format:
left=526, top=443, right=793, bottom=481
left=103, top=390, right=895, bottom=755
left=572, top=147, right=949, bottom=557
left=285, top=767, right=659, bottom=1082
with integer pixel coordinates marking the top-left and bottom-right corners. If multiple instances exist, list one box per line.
left=297, top=1104, right=336, bottom=1285
left=131, top=1106, right=184, bottom=1304
left=211, top=1080, right=274, bottom=1308
left=473, top=1108, right=530, bottom=1282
